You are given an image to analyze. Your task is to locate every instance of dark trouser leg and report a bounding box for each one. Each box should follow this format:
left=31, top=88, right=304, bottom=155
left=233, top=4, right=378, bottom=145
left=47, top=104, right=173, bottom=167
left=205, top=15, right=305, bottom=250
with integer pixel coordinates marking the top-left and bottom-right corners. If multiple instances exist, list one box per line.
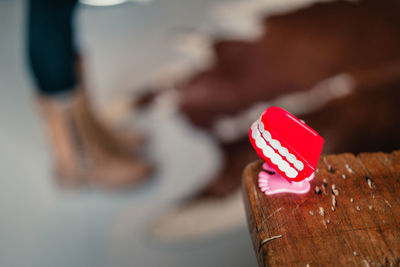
left=27, top=0, right=79, bottom=96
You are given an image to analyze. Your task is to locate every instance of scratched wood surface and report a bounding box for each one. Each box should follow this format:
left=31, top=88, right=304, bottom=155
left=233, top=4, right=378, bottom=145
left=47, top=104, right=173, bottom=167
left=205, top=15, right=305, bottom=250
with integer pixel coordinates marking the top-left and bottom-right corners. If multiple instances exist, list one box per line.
left=242, top=150, right=400, bottom=266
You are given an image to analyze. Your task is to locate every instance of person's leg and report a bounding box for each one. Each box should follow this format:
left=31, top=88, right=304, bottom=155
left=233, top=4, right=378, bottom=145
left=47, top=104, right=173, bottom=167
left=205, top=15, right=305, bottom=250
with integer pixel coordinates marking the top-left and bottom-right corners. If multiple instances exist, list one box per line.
left=27, top=0, right=78, bottom=96
left=27, top=0, right=82, bottom=186
left=27, top=0, right=153, bottom=189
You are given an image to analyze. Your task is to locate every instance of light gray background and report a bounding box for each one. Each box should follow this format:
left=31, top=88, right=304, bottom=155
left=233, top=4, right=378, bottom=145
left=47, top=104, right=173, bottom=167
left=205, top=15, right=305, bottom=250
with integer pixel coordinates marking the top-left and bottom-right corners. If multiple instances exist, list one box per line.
left=0, top=0, right=257, bottom=266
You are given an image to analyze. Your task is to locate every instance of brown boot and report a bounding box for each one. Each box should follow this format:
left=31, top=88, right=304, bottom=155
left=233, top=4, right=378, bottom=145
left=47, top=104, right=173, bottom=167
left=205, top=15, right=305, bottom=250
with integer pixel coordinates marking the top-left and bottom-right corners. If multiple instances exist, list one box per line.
left=37, top=91, right=153, bottom=190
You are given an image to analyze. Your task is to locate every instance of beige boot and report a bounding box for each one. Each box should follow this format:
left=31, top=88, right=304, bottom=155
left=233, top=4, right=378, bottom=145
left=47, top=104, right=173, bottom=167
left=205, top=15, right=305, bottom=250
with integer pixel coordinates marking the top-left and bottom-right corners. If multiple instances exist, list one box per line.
left=69, top=89, right=153, bottom=189
left=38, top=95, right=86, bottom=188
left=75, top=54, right=146, bottom=153
left=38, top=91, right=153, bottom=190
left=72, top=89, right=146, bottom=156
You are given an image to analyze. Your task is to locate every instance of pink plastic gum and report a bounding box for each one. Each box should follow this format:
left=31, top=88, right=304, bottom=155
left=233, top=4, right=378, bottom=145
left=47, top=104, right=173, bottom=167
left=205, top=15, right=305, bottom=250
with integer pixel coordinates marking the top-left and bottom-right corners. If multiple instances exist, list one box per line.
left=258, top=163, right=314, bottom=195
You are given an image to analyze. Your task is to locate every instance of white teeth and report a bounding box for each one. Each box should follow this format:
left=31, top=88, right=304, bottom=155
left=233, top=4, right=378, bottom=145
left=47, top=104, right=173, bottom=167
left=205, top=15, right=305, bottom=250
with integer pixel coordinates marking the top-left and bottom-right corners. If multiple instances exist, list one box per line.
left=251, top=125, right=260, bottom=139
left=286, top=167, right=298, bottom=178
left=259, top=120, right=265, bottom=131
left=278, top=146, right=288, bottom=156
left=279, top=160, right=290, bottom=171
left=294, top=160, right=304, bottom=171
left=287, top=154, right=296, bottom=164
left=286, top=153, right=304, bottom=172
left=252, top=122, right=258, bottom=130
left=251, top=117, right=305, bottom=179
left=257, top=119, right=272, bottom=141
left=270, top=153, right=282, bottom=165
left=251, top=130, right=258, bottom=139
left=262, top=144, right=274, bottom=158
left=255, top=137, right=267, bottom=150
left=270, top=139, right=280, bottom=150
left=262, top=130, right=271, bottom=142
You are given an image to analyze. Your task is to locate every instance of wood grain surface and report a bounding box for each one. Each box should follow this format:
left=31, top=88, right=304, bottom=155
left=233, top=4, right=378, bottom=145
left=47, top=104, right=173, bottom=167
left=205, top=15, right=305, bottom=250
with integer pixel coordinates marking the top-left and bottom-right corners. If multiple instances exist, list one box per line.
left=242, top=150, right=400, bottom=266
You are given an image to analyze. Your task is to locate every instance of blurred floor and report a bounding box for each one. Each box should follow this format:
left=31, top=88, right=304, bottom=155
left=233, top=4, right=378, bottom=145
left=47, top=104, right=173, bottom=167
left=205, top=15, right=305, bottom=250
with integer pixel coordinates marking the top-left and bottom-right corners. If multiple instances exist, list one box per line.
left=0, top=0, right=257, bottom=266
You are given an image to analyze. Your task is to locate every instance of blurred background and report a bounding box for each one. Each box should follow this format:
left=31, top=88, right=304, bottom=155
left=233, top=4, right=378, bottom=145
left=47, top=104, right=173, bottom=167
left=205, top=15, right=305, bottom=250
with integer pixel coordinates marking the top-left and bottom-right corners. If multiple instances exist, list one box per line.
left=1, top=0, right=399, bottom=266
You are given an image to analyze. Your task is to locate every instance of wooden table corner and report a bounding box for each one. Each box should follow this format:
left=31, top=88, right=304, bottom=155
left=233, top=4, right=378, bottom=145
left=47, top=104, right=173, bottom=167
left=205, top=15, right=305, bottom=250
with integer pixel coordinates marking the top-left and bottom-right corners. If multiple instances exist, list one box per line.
left=242, top=150, right=400, bottom=266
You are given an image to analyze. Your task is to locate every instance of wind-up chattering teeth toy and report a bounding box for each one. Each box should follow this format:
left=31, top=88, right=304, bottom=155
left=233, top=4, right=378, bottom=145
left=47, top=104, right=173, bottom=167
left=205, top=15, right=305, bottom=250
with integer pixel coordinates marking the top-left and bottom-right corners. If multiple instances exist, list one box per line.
left=249, top=107, right=324, bottom=195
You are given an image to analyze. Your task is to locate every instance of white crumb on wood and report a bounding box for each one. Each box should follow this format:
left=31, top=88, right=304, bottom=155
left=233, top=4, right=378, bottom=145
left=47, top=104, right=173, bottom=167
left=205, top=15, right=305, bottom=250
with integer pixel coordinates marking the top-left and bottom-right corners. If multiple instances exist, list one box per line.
left=367, top=177, right=374, bottom=188
left=331, top=195, right=337, bottom=207
left=345, top=163, right=355, bottom=174
left=332, top=184, right=339, bottom=196
left=323, top=157, right=332, bottom=171
left=319, top=207, right=325, bottom=216
left=322, top=179, right=328, bottom=194
left=315, top=186, right=321, bottom=194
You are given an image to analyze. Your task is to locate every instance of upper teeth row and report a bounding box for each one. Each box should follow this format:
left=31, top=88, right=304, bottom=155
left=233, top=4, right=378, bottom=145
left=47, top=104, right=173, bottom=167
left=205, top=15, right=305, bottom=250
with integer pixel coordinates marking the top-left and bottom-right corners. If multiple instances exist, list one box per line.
left=257, top=119, right=304, bottom=171
left=251, top=121, right=304, bottom=178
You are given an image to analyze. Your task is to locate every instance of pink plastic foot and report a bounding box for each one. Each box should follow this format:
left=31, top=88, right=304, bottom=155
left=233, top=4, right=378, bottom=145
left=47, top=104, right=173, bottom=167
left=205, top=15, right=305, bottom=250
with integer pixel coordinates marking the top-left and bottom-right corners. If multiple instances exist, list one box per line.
left=258, top=163, right=314, bottom=195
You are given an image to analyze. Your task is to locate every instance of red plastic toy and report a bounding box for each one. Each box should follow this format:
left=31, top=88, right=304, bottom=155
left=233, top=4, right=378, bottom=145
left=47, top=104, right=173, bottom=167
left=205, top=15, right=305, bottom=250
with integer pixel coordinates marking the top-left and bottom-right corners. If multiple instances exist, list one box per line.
left=249, top=107, right=324, bottom=187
